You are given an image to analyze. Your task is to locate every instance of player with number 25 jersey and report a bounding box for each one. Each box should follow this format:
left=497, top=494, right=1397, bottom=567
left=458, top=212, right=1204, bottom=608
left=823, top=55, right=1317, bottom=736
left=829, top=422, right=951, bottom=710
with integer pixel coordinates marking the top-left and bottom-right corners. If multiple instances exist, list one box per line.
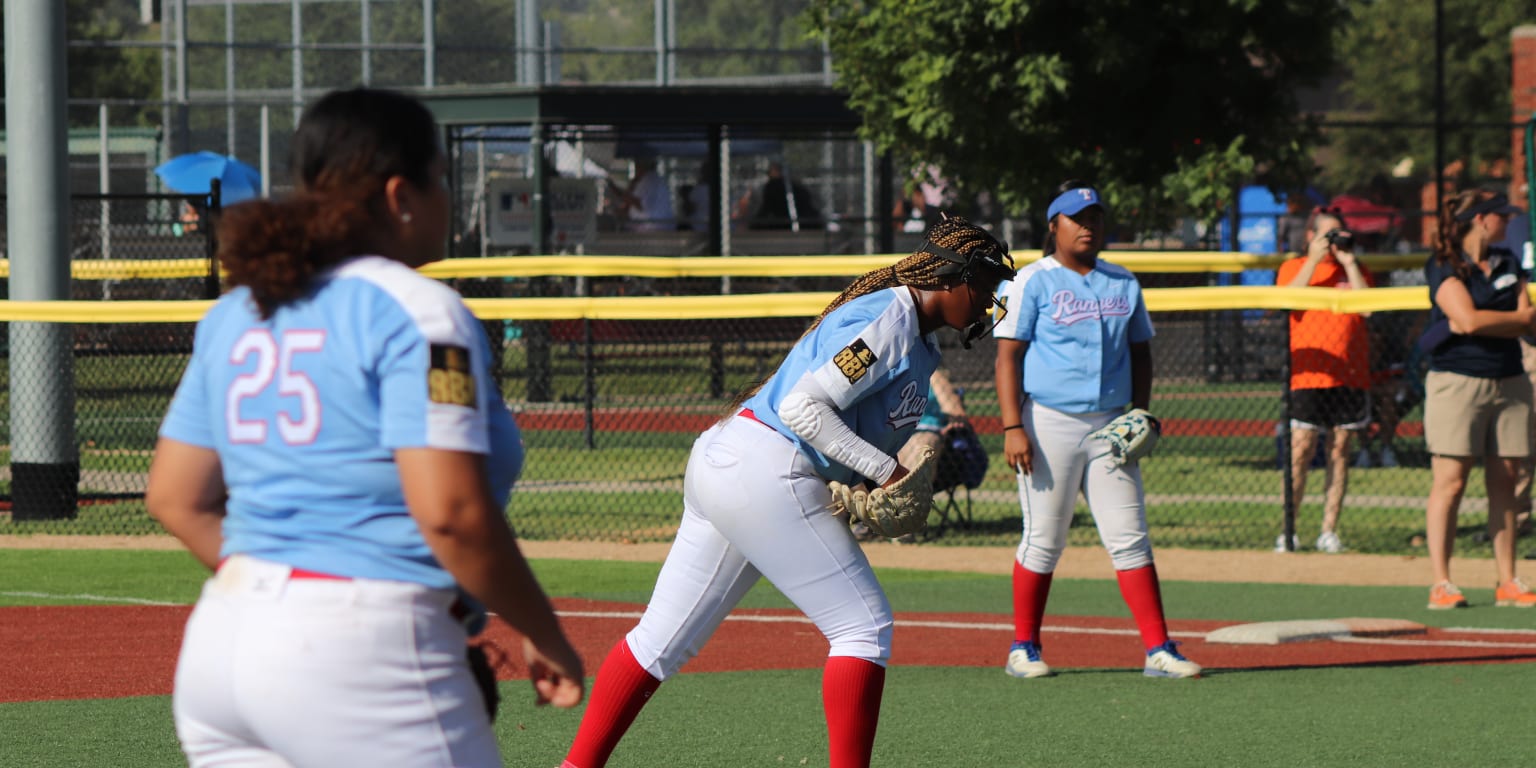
left=147, top=88, right=580, bottom=768
left=161, top=256, right=519, bottom=586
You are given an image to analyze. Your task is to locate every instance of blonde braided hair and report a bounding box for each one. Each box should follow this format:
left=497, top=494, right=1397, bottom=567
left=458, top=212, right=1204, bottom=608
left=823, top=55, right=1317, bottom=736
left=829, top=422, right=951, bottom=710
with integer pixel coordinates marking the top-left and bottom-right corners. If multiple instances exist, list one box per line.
left=726, top=215, right=1007, bottom=413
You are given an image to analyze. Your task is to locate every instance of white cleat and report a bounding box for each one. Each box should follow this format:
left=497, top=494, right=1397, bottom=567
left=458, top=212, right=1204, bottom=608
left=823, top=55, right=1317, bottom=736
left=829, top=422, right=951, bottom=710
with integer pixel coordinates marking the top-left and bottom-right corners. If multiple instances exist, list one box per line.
left=1005, top=641, right=1054, bottom=678
left=1144, top=642, right=1202, bottom=679
left=1315, top=531, right=1345, bottom=554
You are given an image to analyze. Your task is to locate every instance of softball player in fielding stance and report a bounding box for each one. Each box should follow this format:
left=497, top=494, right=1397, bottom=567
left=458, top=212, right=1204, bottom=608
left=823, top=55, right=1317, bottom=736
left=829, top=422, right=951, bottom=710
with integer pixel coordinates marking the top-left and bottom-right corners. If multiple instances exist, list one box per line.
left=146, top=88, right=584, bottom=767
left=562, top=216, right=1016, bottom=768
left=993, top=182, right=1201, bottom=680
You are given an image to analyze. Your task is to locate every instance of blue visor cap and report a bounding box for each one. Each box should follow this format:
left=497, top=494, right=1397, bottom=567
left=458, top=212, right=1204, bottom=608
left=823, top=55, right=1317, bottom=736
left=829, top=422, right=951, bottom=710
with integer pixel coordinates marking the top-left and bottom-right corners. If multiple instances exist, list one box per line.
left=1046, top=187, right=1106, bottom=221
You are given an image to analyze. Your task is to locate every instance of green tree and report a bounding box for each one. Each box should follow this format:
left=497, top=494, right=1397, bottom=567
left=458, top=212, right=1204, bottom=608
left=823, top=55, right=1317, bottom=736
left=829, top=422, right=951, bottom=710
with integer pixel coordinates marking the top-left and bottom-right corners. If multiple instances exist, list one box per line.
left=806, top=0, right=1345, bottom=231
left=64, top=0, right=158, bottom=106
left=0, top=0, right=160, bottom=124
left=536, top=0, right=822, bottom=85
left=675, top=0, right=824, bottom=81
left=1330, top=0, right=1536, bottom=193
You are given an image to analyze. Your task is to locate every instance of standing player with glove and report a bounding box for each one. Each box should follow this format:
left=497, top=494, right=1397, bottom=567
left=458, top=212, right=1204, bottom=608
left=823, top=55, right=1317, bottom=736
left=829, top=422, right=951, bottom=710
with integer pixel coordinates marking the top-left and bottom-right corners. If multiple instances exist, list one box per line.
left=993, top=181, right=1201, bottom=680
left=562, top=216, right=1016, bottom=768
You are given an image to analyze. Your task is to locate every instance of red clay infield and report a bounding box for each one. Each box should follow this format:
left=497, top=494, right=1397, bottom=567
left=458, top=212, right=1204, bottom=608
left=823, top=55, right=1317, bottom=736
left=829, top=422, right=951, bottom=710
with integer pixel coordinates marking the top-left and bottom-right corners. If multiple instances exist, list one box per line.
left=3, top=598, right=1534, bottom=703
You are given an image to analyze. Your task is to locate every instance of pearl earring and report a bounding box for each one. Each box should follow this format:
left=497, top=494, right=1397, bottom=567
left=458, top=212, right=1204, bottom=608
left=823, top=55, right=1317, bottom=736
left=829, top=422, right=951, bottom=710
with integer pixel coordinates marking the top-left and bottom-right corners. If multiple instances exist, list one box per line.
left=400, top=212, right=413, bottom=223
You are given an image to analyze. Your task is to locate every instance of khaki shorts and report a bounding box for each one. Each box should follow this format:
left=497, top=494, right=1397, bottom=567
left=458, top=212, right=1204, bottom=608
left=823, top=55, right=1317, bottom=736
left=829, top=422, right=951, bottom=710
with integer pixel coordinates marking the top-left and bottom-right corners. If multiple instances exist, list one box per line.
left=1424, top=370, right=1533, bottom=458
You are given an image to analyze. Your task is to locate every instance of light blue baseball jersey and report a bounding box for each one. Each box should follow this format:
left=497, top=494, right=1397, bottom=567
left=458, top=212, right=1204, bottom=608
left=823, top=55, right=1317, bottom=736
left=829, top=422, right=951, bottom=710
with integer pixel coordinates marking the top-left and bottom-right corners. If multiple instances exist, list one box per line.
left=991, top=257, right=1154, bottom=413
left=159, top=255, right=522, bottom=589
left=742, top=287, right=941, bottom=486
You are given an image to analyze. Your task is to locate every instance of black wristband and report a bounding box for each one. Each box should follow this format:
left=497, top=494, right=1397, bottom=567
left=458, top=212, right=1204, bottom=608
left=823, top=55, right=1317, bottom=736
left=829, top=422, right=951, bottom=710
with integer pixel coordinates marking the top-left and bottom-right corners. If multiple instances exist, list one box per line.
left=1002, top=424, right=1023, bottom=432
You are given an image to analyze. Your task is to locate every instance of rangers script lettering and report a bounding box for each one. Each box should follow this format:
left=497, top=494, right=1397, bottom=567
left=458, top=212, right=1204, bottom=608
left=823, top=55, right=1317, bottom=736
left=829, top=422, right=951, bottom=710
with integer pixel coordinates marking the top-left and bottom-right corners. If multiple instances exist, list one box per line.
left=1049, top=290, right=1132, bottom=325
left=886, top=380, right=928, bottom=430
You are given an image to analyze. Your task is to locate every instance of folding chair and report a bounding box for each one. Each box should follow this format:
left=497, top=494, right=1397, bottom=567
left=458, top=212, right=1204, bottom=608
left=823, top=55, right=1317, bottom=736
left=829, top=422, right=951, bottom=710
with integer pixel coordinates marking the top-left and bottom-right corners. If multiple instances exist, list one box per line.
left=924, top=422, right=989, bottom=541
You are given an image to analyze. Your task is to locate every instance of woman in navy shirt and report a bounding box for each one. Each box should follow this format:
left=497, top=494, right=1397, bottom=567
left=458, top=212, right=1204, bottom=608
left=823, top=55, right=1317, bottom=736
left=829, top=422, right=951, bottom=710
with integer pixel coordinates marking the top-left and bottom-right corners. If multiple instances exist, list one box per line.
left=1421, top=190, right=1535, bottom=609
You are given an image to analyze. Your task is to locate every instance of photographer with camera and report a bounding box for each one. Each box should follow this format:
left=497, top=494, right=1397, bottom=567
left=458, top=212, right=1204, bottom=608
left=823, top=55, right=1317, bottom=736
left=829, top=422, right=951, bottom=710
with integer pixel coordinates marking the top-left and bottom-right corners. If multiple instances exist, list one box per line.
left=1274, top=206, right=1375, bottom=553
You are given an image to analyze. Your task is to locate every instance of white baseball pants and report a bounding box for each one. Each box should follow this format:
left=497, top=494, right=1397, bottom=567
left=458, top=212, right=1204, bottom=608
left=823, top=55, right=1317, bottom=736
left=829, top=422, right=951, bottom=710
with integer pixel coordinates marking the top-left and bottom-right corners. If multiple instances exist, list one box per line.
left=1015, top=401, right=1154, bottom=574
left=626, top=416, right=894, bottom=680
left=173, top=555, right=499, bottom=767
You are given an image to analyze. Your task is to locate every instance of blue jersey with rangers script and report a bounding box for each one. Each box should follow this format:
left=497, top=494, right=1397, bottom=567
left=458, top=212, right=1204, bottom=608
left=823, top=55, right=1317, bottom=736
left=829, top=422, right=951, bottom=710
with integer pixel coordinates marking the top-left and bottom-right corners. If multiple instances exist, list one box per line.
left=742, top=287, right=942, bottom=486
left=159, top=255, right=522, bottom=589
left=992, top=257, right=1154, bottom=413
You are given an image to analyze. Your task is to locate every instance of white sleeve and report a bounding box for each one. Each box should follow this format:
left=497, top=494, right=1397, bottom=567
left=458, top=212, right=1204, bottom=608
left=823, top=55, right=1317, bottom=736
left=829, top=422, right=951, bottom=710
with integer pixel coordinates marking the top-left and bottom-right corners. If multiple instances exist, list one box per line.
left=778, top=377, right=898, bottom=485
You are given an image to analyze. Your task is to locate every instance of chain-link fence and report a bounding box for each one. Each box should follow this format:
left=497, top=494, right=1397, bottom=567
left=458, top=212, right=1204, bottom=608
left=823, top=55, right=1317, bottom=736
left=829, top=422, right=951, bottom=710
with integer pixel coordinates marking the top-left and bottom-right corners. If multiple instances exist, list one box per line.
left=5, top=241, right=1516, bottom=559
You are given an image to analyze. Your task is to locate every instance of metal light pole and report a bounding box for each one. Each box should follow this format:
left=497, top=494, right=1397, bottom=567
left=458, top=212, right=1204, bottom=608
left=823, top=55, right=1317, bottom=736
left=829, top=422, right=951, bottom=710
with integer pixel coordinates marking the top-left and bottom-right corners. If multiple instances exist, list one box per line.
left=4, top=0, right=78, bottom=519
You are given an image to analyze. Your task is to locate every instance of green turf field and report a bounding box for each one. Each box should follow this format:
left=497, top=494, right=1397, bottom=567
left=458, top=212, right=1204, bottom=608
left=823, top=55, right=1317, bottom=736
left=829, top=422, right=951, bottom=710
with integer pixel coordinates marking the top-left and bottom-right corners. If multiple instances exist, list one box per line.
left=3, top=549, right=1536, bottom=768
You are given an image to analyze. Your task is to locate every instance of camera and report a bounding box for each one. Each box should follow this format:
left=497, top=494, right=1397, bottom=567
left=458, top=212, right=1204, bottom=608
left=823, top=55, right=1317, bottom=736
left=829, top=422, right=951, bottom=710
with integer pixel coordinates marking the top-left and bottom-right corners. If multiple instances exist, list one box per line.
left=1324, top=229, right=1355, bottom=251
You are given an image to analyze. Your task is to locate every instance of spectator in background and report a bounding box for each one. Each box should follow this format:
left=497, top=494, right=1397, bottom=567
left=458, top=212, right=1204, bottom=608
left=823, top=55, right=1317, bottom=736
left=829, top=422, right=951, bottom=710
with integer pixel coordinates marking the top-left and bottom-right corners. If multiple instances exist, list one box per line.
left=615, top=158, right=675, bottom=232
left=173, top=201, right=202, bottom=237
left=1275, top=192, right=1310, bottom=255
left=680, top=160, right=716, bottom=234
left=1497, top=181, right=1531, bottom=260
left=1275, top=207, right=1374, bottom=553
left=1356, top=311, right=1428, bottom=469
left=1330, top=177, right=1400, bottom=253
left=744, top=162, right=824, bottom=231
left=1420, top=189, right=1536, bottom=609
left=893, top=188, right=933, bottom=234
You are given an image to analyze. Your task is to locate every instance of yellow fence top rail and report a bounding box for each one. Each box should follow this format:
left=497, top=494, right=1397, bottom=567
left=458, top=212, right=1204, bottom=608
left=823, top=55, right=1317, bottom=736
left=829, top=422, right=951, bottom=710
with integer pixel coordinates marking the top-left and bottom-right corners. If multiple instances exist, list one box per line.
left=1, top=251, right=1434, bottom=282
left=0, top=285, right=1446, bottom=323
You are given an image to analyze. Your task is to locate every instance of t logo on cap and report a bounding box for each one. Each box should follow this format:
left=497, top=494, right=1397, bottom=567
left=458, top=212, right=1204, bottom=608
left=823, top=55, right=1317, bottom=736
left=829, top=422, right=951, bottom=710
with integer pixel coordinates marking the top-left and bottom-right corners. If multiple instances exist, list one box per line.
left=1047, top=186, right=1106, bottom=221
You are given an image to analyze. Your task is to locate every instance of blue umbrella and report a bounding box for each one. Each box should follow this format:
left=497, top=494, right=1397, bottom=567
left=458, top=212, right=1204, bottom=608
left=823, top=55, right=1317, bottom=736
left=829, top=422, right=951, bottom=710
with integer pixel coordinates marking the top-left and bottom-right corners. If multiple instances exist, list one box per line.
left=154, top=151, right=263, bottom=204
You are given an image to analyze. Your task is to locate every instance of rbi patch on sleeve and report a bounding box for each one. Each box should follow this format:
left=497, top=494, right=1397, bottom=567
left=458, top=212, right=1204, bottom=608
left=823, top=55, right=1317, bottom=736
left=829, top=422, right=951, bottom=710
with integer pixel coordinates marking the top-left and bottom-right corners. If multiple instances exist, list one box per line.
left=832, top=338, right=878, bottom=384
left=428, top=344, right=478, bottom=407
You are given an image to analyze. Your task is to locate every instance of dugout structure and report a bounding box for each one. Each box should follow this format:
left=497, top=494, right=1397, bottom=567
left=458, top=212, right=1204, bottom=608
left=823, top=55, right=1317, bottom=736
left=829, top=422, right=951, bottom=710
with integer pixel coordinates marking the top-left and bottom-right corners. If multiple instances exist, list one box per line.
left=418, top=83, right=913, bottom=403
left=418, top=84, right=923, bottom=262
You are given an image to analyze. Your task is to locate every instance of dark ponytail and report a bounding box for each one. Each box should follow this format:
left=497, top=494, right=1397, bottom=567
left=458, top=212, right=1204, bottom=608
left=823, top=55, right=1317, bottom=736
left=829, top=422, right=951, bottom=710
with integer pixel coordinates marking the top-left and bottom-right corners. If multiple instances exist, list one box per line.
left=218, top=195, right=374, bottom=318
left=1432, top=189, right=1493, bottom=284
left=216, top=87, right=441, bottom=318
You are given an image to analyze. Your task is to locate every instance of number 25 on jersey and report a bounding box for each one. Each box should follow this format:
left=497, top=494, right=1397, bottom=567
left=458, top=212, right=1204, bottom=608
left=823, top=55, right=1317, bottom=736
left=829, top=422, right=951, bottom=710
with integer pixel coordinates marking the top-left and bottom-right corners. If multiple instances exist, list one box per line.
left=226, top=329, right=326, bottom=445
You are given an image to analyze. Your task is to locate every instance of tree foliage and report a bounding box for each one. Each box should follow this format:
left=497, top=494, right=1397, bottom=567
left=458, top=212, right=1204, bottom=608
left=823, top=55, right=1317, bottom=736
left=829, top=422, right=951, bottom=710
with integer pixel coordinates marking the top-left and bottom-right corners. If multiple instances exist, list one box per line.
left=0, top=0, right=160, bottom=124
left=806, top=0, right=1346, bottom=230
left=544, top=0, right=821, bottom=84
left=1330, top=0, right=1536, bottom=193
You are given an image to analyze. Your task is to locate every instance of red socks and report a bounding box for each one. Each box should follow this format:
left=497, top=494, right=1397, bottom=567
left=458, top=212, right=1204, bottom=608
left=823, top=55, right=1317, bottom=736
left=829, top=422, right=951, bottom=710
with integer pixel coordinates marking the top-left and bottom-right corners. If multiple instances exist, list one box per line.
left=1115, top=563, right=1171, bottom=649
left=564, top=643, right=888, bottom=768
left=1011, top=560, right=1053, bottom=644
left=822, top=656, right=886, bottom=768
left=1015, top=561, right=1169, bottom=651
left=562, top=639, right=661, bottom=768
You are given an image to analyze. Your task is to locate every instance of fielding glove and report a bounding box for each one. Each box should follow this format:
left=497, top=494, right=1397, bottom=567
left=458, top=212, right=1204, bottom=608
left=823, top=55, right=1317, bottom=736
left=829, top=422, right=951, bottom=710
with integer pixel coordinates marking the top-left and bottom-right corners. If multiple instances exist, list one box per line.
left=855, top=447, right=938, bottom=539
left=1089, top=408, right=1161, bottom=469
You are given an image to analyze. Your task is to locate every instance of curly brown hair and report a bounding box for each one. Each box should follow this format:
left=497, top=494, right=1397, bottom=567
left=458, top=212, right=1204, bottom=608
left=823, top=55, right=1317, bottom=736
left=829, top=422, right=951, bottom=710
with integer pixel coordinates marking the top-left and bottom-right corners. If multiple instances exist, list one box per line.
left=1432, top=189, right=1502, bottom=283
left=216, top=88, right=441, bottom=318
